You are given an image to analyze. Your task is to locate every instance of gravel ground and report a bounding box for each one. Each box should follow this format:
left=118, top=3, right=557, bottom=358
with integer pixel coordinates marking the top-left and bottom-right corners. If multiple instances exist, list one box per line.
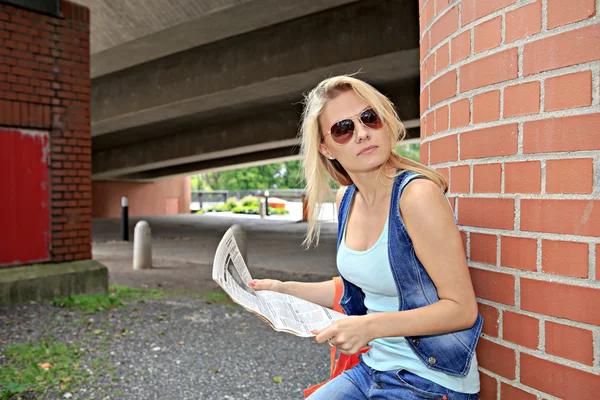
left=1, top=215, right=339, bottom=399
left=0, top=295, right=330, bottom=400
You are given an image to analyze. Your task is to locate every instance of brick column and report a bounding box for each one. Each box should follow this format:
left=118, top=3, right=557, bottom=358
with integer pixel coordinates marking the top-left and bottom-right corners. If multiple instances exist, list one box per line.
left=420, top=1, right=599, bottom=399
left=0, top=1, right=92, bottom=264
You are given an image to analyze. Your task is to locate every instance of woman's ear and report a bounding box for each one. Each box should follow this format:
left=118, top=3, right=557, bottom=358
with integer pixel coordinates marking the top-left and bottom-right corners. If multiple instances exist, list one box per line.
left=319, top=142, right=334, bottom=160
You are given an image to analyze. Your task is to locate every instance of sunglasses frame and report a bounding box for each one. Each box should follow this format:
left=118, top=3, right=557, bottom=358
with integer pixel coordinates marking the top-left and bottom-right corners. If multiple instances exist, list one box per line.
left=323, top=107, right=383, bottom=145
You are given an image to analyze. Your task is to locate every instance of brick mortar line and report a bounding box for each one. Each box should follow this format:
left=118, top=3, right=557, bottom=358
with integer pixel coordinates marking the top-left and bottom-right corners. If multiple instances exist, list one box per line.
left=450, top=190, right=600, bottom=200
left=539, top=75, right=545, bottom=113
left=476, top=366, right=571, bottom=400
left=477, top=297, right=600, bottom=331
left=499, top=87, right=505, bottom=120
left=422, top=107, right=600, bottom=141
left=427, top=151, right=600, bottom=168
left=514, top=196, right=521, bottom=233
left=541, top=0, right=548, bottom=32
left=593, top=152, right=600, bottom=210
left=422, top=52, right=598, bottom=100
left=459, top=227, right=600, bottom=245
left=469, top=164, right=473, bottom=193
left=421, top=60, right=600, bottom=111
left=593, top=68, right=600, bottom=107
left=419, top=0, right=428, bottom=16
left=421, top=2, right=599, bottom=63
left=594, top=328, right=600, bottom=368
left=536, top=238, right=542, bottom=273
left=516, top=121, right=524, bottom=155
left=469, top=261, right=600, bottom=288
left=497, top=300, right=504, bottom=339
left=540, top=159, right=546, bottom=195
left=515, top=346, right=521, bottom=386
left=479, top=335, right=600, bottom=374
left=538, top=313, right=545, bottom=353
left=500, top=162, right=505, bottom=195
left=514, top=270, right=520, bottom=308
left=501, top=13, right=506, bottom=46
left=588, top=243, right=596, bottom=281
left=465, top=230, right=471, bottom=262
left=496, top=234, right=501, bottom=268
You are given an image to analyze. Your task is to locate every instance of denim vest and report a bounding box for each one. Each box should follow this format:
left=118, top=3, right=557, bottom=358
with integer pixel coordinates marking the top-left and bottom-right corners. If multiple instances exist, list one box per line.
left=336, top=170, right=483, bottom=377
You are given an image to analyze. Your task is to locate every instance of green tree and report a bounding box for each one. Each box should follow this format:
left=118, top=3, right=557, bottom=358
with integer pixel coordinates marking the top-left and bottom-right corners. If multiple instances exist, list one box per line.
left=396, top=142, right=420, bottom=162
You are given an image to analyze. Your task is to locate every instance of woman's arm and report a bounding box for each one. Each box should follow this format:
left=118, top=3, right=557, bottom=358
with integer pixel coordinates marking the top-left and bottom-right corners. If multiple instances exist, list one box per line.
left=250, top=279, right=336, bottom=308
left=314, top=179, right=479, bottom=353
left=370, top=178, right=479, bottom=337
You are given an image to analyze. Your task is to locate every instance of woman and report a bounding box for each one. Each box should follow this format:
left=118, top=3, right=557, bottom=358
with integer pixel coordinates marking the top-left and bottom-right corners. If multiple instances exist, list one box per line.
left=249, top=75, right=482, bottom=399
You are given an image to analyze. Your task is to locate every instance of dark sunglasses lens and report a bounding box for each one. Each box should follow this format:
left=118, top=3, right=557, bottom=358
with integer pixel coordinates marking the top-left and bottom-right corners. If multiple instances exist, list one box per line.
left=330, top=119, right=354, bottom=144
left=360, top=109, right=383, bottom=129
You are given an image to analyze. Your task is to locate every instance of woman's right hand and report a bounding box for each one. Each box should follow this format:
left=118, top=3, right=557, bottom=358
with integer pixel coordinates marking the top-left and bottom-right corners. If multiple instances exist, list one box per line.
left=249, top=279, right=286, bottom=294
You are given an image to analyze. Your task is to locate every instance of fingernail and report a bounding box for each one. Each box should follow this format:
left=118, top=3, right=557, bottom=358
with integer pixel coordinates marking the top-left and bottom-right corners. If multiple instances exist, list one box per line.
left=249, top=281, right=255, bottom=287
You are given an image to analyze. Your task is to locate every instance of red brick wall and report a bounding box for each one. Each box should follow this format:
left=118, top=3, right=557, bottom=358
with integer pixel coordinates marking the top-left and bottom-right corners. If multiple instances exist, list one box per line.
left=0, top=1, right=91, bottom=263
left=420, top=0, right=599, bottom=398
left=92, top=176, right=191, bottom=219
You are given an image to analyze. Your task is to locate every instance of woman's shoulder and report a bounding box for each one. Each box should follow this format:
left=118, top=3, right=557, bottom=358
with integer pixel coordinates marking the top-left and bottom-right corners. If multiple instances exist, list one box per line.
left=398, top=174, right=445, bottom=211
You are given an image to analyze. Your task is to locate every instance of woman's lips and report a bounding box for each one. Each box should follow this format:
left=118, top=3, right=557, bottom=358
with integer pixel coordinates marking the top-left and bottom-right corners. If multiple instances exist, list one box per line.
left=358, top=145, right=378, bottom=155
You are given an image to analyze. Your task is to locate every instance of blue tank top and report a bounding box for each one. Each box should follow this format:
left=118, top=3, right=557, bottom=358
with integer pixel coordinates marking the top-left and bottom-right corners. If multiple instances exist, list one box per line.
left=337, top=195, right=480, bottom=393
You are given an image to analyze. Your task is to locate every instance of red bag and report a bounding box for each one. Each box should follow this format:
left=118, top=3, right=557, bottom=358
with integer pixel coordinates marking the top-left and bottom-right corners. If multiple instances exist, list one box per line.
left=303, top=277, right=370, bottom=398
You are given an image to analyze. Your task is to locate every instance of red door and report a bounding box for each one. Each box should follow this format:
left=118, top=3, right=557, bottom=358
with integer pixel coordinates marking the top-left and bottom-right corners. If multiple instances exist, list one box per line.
left=0, top=129, right=51, bottom=266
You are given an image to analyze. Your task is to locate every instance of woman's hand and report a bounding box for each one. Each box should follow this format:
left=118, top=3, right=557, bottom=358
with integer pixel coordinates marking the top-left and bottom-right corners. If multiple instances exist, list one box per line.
left=312, top=315, right=375, bottom=355
left=249, top=279, right=286, bottom=294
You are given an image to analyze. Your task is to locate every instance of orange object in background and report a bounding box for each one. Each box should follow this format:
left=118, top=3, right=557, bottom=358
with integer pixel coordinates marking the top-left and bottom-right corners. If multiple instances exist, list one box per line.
left=266, top=196, right=287, bottom=209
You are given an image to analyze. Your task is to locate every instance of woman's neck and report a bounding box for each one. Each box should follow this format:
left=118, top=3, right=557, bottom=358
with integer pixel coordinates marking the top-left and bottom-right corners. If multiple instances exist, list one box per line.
left=348, top=166, right=395, bottom=208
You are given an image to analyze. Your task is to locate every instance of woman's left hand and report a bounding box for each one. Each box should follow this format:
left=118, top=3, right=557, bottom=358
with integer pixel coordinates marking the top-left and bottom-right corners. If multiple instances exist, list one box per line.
left=312, top=315, right=375, bottom=355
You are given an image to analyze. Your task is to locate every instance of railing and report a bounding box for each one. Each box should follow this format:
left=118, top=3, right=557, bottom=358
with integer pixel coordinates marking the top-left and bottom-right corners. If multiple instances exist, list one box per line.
left=191, top=188, right=340, bottom=207
left=191, top=189, right=314, bottom=208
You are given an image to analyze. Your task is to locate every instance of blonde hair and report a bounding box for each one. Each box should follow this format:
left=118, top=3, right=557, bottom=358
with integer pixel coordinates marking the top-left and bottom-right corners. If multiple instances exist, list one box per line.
left=299, top=75, right=447, bottom=248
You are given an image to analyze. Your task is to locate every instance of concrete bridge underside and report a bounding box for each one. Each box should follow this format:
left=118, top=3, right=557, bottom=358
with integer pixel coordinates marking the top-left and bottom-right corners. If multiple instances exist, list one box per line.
left=85, top=0, right=421, bottom=181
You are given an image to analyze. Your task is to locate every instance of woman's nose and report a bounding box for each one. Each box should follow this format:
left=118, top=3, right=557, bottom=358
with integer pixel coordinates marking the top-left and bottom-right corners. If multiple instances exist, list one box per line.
left=354, top=120, right=370, bottom=142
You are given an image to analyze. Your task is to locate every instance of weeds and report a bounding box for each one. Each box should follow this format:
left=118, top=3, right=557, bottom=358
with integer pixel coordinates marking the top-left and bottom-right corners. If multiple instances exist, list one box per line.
left=52, top=284, right=163, bottom=314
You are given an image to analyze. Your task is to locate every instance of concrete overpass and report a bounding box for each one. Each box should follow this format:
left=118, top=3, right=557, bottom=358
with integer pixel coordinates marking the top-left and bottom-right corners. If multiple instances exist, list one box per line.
left=77, top=0, right=421, bottom=181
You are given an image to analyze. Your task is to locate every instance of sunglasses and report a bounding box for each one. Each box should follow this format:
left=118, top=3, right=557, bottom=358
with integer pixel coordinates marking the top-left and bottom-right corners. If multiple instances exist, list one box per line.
left=325, top=108, right=384, bottom=145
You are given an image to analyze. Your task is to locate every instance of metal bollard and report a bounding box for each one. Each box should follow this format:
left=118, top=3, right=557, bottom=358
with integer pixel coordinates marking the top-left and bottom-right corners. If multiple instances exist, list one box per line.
left=264, top=190, right=270, bottom=216
left=259, top=198, right=266, bottom=218
left=121, top=196, right=129, bottom=241
left=133, top=220, right=152, bottom=270
left=230, top=224, right=248, bottom=266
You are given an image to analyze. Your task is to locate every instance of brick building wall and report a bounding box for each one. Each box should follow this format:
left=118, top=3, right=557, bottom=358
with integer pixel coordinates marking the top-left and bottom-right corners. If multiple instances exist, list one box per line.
left=419, top=0, right=599, bottom=398
left=92, top=176, right=191, bottom=219
left=0, top=1, right=92, bottom=264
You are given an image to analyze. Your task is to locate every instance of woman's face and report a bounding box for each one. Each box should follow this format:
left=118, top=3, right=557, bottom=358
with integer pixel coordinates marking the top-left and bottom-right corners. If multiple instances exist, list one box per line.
left=319, top=90, right=391, bottom=174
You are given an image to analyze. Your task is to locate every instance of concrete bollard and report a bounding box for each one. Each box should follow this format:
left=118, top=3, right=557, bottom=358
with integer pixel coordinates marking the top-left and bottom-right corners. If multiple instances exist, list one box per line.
left=230, top=224, right=248, bottom=266
left=133, top=220, right=152, bottom=270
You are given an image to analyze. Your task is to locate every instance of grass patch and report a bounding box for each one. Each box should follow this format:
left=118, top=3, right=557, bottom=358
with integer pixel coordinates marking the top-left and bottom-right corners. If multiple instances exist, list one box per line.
left=52, top=284, right=164, bottom=314
left=0, top=336, right=88, bottom=399
left=203, top=291, right=236, bottom=306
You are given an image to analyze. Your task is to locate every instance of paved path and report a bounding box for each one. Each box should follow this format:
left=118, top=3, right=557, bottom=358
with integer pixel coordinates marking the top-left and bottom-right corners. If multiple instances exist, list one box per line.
left=92, top=213, right=340, bottom=289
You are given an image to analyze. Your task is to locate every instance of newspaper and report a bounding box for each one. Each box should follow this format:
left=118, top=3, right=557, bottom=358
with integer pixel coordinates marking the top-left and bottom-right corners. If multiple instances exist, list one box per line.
left=212, top=228, right=347, bottom=337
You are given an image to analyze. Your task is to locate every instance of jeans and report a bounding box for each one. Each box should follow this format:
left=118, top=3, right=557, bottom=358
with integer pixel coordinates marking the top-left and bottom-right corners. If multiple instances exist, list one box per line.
left=307, top=361, right=480, bottom=400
